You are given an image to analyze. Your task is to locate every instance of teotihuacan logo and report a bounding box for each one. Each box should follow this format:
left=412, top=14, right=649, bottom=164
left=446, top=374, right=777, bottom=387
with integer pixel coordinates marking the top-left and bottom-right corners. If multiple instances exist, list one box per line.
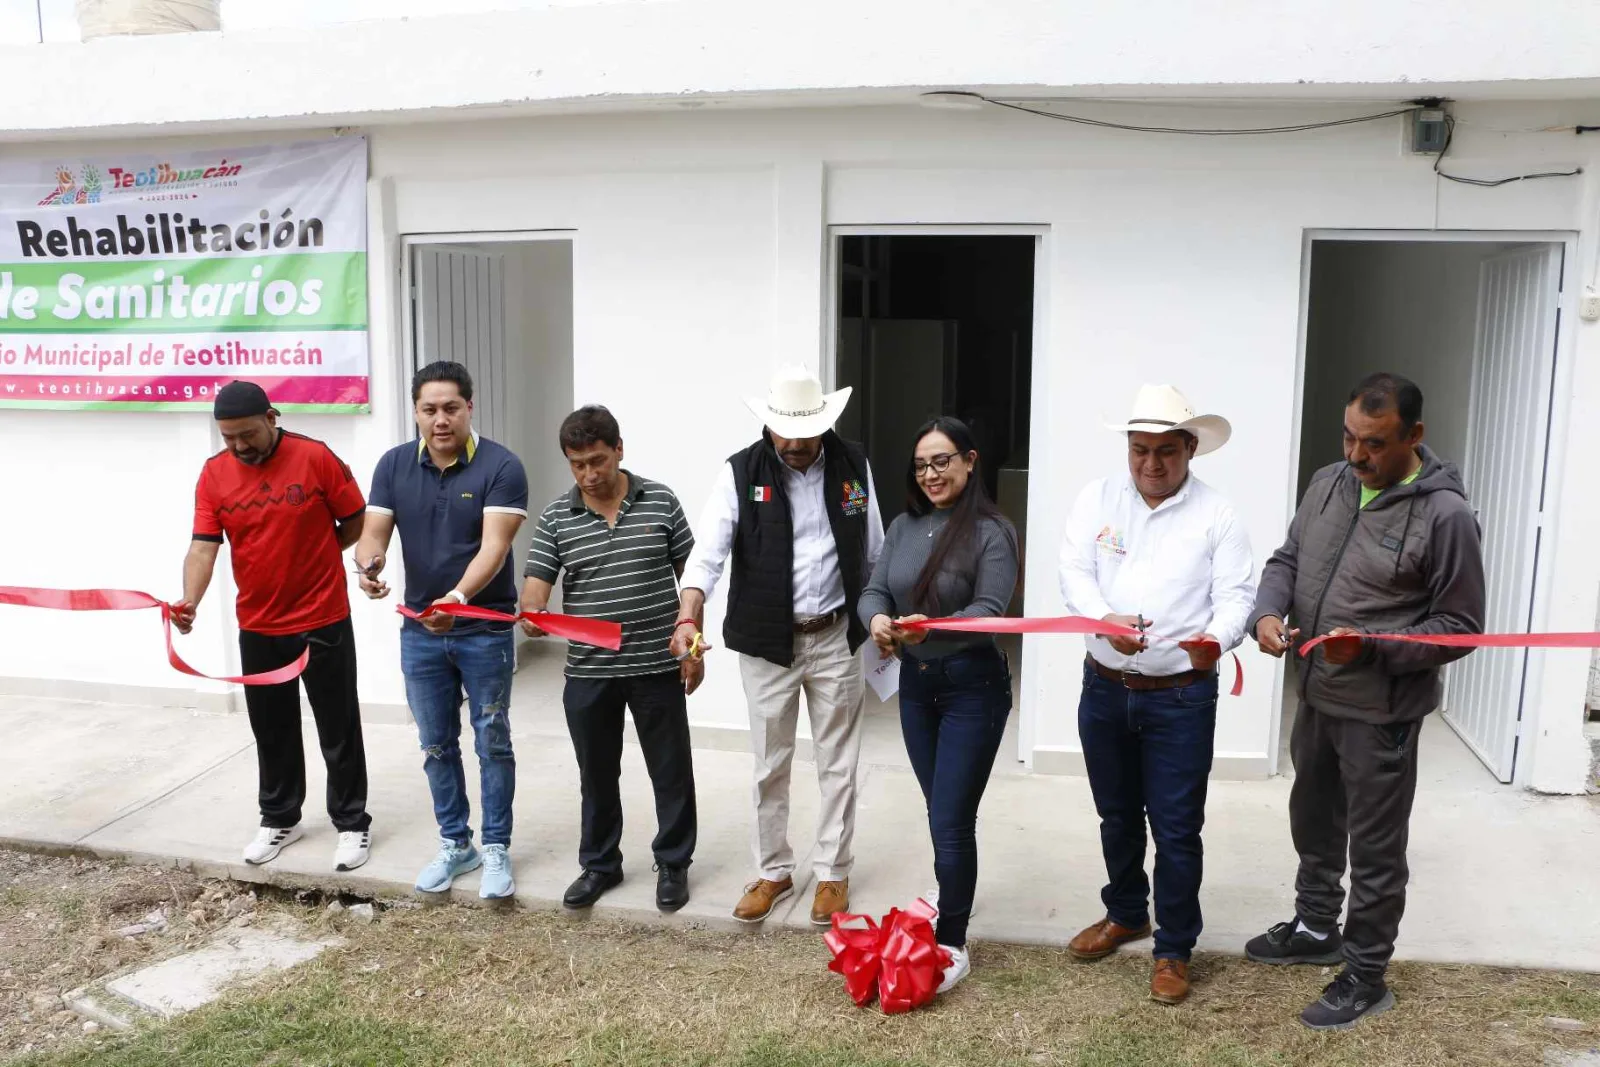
left=38, top=165, right=105, bottom=207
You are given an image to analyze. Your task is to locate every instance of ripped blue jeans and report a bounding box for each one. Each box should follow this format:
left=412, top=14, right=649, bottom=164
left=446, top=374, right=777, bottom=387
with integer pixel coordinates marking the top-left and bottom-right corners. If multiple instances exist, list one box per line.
left=400, top=625, right=516, bottom=847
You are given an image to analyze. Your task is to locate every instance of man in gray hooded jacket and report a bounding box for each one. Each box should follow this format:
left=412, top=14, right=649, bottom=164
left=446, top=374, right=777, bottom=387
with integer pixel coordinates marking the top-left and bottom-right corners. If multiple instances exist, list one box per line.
left=1245, top=372, right=1484, bottom=1031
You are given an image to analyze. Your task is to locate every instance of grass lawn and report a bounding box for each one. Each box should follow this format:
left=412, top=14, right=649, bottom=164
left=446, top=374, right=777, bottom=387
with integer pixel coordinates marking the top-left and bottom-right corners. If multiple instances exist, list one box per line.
left=4, top=850, right=1600, bottom=1067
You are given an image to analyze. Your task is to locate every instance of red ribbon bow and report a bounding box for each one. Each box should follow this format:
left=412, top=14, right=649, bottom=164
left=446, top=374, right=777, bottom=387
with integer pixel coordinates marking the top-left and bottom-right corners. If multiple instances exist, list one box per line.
left=397, top=602, right=623, bottom=651
left=824, top=898, right=951, bottom=1014
left=0, top=585, right=308, bottom=686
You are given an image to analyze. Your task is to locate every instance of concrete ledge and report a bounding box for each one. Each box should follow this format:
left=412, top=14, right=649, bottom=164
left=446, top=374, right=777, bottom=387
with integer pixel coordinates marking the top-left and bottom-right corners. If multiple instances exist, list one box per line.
left=1030, top=745, right=1271, bottom=781
left=0, top=676, right=238, bottom=714
left=0, top=835, right=793, bottom=939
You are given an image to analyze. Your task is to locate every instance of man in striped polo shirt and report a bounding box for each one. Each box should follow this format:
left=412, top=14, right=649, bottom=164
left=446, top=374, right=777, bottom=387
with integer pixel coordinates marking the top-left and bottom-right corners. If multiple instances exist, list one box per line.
left=520, top=405, right=699, bottom=913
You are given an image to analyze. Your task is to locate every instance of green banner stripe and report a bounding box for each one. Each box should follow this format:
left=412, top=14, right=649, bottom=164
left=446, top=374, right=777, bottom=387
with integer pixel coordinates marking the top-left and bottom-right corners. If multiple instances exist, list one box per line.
left=0, top=252, right=366, bottom=331
left=0, top=324, right=368, bottom=335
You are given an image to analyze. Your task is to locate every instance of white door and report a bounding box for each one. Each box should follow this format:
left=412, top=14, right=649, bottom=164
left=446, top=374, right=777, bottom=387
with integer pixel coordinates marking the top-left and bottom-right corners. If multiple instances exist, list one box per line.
left=1442, top=244, right=1563, bottom=782
left=412, top=245, right=508, bottom=444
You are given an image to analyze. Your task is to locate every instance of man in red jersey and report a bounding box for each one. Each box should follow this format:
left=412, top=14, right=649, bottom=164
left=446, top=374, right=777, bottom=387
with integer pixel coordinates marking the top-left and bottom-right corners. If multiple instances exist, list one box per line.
left=172, top=380, right=374, bottom=873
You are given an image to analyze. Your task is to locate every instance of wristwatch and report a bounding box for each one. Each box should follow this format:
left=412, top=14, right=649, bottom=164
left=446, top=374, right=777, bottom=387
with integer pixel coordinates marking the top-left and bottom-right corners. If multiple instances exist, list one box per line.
left=445, top=589, right=468, bottom=605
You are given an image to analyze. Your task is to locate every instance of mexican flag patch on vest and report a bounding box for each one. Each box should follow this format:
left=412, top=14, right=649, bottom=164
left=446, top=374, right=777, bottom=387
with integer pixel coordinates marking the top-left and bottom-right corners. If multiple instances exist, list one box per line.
left=750, top=486, right=773, bottom=502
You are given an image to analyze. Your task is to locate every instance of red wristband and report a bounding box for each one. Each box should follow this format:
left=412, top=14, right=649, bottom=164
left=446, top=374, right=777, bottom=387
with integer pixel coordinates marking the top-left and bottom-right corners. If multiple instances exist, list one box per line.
left=675, top=618, right=699, bottom=629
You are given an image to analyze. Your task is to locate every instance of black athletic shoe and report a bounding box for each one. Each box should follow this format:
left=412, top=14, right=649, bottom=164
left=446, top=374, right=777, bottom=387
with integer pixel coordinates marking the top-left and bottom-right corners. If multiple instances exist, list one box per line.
left=1245, top=917, right=1345, bottom=966
left=655, top=865, right=690, bottom=912
left=1300, top=970, right=1396, bottom=1031
left=563, top=868, right=623, bottom=909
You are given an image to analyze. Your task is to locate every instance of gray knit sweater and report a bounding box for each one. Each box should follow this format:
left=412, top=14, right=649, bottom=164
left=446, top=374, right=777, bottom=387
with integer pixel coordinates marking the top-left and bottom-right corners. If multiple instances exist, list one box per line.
left=857, top=509, right=1019, bottom=660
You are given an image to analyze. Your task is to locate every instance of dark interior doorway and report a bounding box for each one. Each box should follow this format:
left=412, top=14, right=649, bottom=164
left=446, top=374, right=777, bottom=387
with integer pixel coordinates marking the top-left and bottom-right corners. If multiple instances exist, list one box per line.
left=834, top=233, right=1034, bottom=539
left=833, top=232, right=1036, bottom=766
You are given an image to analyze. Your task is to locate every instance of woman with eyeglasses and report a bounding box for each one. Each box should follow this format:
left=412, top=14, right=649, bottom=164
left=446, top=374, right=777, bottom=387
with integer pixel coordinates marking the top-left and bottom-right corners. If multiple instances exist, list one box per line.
left=858, top=415, right=1019, bottom=995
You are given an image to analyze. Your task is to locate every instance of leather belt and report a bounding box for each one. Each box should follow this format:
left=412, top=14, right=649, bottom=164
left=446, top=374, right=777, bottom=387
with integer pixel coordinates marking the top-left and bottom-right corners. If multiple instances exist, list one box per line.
left=794, top=609, right=844, bottom=634
left=1089, top=655, right=1213, bottom=691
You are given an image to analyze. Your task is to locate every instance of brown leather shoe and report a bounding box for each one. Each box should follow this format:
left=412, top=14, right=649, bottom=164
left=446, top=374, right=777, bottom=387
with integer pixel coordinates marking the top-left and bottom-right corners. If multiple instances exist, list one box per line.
left=1150, top=958, right=1190, bottom=1004
left=810, top=879, right=849, bottom=926
left=732, top=877, right=793, bottom=924
left=1067, top=917, right=1153, bottom=961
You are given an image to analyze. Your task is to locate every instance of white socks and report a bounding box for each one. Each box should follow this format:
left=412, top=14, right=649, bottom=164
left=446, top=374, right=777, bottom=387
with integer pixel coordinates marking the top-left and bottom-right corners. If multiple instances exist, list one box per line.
left=1296, top=919, right=1331, bottom=941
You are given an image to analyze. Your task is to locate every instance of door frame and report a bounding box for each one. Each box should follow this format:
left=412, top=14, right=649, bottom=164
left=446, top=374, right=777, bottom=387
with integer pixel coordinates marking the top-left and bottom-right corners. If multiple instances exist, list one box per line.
left=398, top=229, right=576, bottom=448
left=1287, top=228, right=1579, bottom=785
left=824, top=223, right=1050, bottom=766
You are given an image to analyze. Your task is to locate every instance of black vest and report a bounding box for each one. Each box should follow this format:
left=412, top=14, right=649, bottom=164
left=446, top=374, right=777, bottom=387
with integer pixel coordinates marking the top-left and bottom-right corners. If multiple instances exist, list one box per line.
left=724, top=431, right=872, bottom=667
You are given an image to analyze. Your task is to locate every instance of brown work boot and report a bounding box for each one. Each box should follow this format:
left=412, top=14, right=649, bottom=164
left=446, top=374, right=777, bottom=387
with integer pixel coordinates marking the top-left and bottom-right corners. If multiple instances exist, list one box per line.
left=732, top=877, right=793, bottom=924
left=1150, top=958, right=1191, bottom=1004
left=810, top=879, right=849, bottom=926
left=1067, top=916, right=1153, bottom=961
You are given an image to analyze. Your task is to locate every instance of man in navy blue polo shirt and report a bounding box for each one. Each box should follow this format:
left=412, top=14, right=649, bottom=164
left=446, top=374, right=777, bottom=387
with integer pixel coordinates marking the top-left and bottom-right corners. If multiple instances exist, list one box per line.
left=355, top=361, right=529, bottom=901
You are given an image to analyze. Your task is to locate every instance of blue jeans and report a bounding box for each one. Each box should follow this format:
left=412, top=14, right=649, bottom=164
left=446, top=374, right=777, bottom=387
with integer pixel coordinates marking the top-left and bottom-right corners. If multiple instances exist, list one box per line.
left=1078, top=660, right=1217, bottom=960
left=400, top=626, right=516, bottom=847
left=899, top=646, right=1012, bottom=949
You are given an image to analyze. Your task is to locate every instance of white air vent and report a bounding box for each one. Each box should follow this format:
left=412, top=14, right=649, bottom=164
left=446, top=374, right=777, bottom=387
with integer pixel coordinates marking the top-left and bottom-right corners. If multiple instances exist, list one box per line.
left=76, top=0, right=221, bottom=40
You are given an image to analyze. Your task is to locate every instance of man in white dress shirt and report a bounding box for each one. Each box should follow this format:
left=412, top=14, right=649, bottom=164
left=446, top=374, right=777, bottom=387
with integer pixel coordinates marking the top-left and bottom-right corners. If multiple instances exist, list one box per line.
left=1058, top=384, right=1255, bottom=1006
left=672, top=366, right=884, bottom=926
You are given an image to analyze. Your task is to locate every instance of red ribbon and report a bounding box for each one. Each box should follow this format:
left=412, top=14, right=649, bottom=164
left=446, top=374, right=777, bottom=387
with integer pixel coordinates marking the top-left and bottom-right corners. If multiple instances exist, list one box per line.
left=897, top=615, right=1245, bottom=697
left=1299, top=630, right=1600, bottom=656
left=396, top=602, right=623, bottom=651
left=825, top=898, right=951, bottom=1014
left=0, top=585, right=308, bottom=686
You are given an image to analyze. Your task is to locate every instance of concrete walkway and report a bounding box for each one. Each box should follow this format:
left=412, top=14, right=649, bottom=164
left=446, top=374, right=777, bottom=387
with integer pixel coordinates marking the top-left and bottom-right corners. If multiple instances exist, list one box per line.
left=6, top=685, right=1600, bottom=973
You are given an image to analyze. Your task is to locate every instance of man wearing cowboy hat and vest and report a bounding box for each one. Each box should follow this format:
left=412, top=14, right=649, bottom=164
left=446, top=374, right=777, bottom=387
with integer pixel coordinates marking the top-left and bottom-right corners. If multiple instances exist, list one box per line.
left=1058, top=384, right=1255, bottom=1006
left=673, top=366, right=884, bottom=925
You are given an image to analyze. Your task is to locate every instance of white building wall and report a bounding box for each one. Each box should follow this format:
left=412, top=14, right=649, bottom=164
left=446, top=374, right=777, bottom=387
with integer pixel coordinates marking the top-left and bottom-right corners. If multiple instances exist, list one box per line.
left=5, top=99, right=1600, bottom=789
left=8, top=0, right=1600, bottom=135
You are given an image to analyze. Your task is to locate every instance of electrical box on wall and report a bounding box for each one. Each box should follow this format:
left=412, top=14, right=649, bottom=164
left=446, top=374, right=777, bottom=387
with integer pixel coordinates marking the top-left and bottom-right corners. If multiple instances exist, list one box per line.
left=1410, top=104, right=1449, bottom=155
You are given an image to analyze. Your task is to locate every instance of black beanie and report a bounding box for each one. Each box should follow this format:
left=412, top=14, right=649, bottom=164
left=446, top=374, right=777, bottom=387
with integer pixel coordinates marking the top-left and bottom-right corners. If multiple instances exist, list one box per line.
left=213, top=381, right=272, bottom=420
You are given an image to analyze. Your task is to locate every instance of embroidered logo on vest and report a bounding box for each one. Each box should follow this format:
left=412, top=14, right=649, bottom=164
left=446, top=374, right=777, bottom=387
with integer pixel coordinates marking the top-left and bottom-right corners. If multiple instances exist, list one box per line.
left=841, top=479, right=868, bottom=517
left=749, top=486, right=773, bottom=503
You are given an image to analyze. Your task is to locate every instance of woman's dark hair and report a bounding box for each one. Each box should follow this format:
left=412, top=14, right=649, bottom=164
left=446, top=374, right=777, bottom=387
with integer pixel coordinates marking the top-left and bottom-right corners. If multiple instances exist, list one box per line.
left=905, top=416, right=1011, bottom=613
left=559, top=404, right=622, bottom=453
left=412, top=360, right=473, bottom=403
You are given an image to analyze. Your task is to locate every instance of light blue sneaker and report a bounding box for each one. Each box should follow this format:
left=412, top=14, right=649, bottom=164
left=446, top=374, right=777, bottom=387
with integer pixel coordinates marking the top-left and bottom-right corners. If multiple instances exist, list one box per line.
left=414, top=838, right=480, bottom=893
left=479, top=844, right=515, bottom=900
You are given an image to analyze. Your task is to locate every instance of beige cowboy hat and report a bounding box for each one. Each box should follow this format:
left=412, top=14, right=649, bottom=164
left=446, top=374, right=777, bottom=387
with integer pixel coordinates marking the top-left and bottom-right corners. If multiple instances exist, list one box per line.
left=744, top=365, right=853, bottom=440
left=1105, top=384, right=1232, bottom=456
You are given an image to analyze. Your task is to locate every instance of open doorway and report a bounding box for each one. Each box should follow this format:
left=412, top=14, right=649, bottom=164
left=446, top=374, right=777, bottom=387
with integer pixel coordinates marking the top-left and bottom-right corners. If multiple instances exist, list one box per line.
left=833, top=232, right=1036, bottom=768
left=407, top=234, right=575, bottom=686
left=1290, top=236, right=1564, bottom=784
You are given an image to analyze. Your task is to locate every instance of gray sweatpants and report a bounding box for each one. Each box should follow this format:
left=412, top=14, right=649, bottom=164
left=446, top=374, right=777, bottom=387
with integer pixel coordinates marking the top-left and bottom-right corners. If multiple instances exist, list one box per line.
left=1289, top=703, right=1422, bottom=981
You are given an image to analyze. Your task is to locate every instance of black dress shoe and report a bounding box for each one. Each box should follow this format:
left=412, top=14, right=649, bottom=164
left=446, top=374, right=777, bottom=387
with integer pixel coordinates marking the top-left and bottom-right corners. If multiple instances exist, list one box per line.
left=563, top=868, right=623, bottom=909
left=655, top=865, right=690, bottom=912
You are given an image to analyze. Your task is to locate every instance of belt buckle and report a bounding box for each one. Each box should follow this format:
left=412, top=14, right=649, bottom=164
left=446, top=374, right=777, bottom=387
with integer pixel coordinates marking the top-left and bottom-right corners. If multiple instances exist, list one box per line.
left=1120, top=666, right=1143, bottom=690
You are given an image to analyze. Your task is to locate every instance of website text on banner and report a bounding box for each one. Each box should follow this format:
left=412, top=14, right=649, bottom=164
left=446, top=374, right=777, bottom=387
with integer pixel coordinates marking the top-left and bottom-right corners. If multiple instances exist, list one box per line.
left=0, top=138, right=369, bottom=412
left=895, top=615, right=1244, bottom=696
left=0, top=586, right=307, bottom=685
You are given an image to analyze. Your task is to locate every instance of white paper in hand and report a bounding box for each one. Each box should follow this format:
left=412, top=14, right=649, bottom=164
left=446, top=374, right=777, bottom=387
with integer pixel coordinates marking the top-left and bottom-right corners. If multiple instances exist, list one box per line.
left=864, top=649, right=900, bottom=702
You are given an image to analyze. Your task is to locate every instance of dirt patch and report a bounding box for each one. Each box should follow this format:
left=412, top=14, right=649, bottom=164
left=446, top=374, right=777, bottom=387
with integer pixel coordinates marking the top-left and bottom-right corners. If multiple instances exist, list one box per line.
left=0, top=850, right=254, bottom=1060
left=3, top=846, right=1600, bottom=1066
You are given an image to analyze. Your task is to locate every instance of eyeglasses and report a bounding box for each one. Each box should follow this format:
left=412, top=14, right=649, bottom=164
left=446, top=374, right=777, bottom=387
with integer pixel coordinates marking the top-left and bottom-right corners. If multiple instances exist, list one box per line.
left=913, top=453, right=960, bottom=477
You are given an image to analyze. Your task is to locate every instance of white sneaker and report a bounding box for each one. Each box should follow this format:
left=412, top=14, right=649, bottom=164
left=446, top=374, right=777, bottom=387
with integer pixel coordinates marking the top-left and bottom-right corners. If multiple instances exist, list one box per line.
left=937, top=946, right=971, bottom=994
left=333, top=830, right=371, bottom=872
left=923, top=887, right=976, bottom=920
left=243, top=825, right=304, bottom=865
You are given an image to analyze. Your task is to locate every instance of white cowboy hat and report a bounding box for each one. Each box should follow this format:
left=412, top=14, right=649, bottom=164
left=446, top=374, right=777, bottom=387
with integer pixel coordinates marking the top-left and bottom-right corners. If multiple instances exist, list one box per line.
left=744, top=365, right=853, bottom=440
left=1105, top=384, right=1232, bottom=456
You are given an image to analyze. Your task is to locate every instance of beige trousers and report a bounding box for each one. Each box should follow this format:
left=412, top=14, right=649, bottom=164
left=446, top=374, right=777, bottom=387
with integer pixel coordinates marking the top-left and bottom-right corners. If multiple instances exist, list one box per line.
left=738, top=617, right=864, bottom=883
